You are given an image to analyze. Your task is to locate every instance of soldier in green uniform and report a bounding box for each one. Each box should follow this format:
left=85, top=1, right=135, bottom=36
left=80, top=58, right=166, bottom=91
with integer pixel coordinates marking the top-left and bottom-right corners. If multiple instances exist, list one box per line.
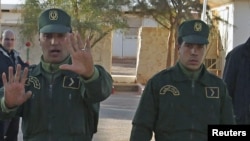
left=130, top=19, right=235, bottom=141
left=0, top=8, right=112, bottom=141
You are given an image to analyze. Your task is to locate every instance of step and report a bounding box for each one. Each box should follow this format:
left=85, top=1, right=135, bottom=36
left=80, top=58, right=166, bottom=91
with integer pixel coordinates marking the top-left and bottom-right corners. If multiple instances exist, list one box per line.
left=112, top=75, right=136, bottom=83
left=113, top=83, right=139, bottom=92
left=112, top=83, right=145, bottom=95
left=112, top=57, right=137, bottom=64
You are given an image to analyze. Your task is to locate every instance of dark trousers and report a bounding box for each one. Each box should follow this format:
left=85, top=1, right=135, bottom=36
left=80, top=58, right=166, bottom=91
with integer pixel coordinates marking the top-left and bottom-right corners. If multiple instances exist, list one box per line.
left=0, top=117, right=20, bottom=141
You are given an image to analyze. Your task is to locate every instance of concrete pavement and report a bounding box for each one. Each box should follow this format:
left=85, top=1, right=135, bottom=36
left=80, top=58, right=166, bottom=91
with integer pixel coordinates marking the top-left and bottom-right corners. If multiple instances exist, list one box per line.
left=93, top=91, right=140, bottom=141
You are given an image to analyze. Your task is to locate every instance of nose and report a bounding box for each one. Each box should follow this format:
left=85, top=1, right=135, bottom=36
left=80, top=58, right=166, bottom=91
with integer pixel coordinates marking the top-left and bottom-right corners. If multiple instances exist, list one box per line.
left=51, top=36, right=59, bottom=45
left=191, top=47, right=197, bottom=54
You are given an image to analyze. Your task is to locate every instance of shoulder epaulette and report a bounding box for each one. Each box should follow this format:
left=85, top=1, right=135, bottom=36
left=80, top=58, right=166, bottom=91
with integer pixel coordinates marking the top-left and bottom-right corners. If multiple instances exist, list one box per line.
left=28, top=64, right=37, bottom=72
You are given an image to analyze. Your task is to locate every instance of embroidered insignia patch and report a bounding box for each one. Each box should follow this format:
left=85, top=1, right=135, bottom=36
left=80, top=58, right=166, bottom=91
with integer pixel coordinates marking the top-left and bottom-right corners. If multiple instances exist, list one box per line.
left=205, top=87, right=219, bottom=98
left=25, top=76, right=40, bottom=89
left=63, top=76, right=80, bottom=89
left=194, top=22, right=202, bottom=32
left=49, top=10, right=58, bottom=21
left=159, top=85, right=180, bottom=96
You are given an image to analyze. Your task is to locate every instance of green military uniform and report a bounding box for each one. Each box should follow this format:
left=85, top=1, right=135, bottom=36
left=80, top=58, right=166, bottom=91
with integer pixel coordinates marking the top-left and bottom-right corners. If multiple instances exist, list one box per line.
left=130, top=62, right=235, bottom=141
left=0, top=56, right=112, bottom=141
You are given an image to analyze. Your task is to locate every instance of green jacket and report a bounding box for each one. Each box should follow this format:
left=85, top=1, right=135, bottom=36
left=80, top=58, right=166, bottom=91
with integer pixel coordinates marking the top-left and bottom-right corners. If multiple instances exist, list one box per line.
left=130, top=62, right=235, bottom=141
left=0, top=61, right=112, bottom=141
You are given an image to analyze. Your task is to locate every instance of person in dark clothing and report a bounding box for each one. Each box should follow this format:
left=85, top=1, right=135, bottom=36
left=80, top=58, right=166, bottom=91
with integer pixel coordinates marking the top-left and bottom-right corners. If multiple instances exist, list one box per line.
left=130, top=19, right=235, bottom=141
left=0, top=29, right=28, bottom=141
left=223, top=37, right=250, bottom=124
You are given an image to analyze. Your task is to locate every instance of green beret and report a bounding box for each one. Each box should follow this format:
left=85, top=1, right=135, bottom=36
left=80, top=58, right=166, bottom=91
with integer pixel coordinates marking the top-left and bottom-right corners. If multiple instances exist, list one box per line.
left=38, top=8, right=71, bottom=33
left=178, top=19, right=209, bottom=44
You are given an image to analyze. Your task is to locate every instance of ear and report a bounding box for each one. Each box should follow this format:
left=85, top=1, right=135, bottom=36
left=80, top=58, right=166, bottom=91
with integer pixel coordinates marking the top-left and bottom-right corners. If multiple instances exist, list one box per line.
left=176, top=44, right=180, bottom=50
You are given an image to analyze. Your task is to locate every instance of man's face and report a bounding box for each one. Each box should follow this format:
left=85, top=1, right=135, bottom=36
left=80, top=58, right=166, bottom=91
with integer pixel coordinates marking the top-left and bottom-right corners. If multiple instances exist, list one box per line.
left=1, top=31, right=15, bottom=52
left=178, top=41, right=207, bottom=71
left=39, top=33, right=70, bottom=63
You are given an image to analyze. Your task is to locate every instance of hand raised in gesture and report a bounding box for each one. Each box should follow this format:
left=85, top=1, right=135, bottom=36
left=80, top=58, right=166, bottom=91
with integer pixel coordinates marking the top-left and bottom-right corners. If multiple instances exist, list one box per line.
left=2, top=64, right=32, bottom=108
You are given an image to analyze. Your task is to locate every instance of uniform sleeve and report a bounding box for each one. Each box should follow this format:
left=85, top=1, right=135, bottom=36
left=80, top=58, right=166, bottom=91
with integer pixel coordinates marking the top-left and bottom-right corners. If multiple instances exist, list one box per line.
left=130, top=79, right=158, bottom=141
left=81, top=67, right=99, bottom=83
left=83, top=65, right=113, bottom=103
left=0, top=87, right=18, bottom=119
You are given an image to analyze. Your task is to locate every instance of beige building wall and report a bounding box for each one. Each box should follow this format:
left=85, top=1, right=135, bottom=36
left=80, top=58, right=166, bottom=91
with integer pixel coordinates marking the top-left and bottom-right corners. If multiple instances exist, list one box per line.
left=91, top=33, right=112, bottom=73
left=136, top=27, right=169, bottom=85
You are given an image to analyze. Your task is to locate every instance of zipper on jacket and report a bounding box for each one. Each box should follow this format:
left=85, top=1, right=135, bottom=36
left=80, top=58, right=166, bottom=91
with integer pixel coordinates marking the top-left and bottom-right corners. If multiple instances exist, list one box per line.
left=69, top=93, right=72, bottom=100
left=191, top=79, right=195, bottom=97
left=48, top=73, right=55, bottom=141
left=49, top=84, right=53, bottom=99
left=191, top=79, right=195, bottom=140
left=190, top=124, right=194, bottom=140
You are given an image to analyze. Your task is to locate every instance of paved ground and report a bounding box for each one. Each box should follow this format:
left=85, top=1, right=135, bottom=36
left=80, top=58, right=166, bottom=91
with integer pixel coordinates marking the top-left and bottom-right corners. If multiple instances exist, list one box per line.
left=111, top=63, right=136, bottom=75
left=93, top=92, right=140, bottom=141
left=111, top=57, right=136, bottom=76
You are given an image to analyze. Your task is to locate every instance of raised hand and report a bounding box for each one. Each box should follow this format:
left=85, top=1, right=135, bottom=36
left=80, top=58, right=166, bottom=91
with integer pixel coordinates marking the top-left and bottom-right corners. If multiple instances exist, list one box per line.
left=60, top=32, right=95, bottom=79
left=2, top=64, right=32, bottom=108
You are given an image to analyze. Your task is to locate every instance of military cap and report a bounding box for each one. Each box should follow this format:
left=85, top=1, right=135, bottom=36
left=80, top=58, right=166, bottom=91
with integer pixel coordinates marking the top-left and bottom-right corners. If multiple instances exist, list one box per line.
left=38, top=8, right=71, bottom=33
left=178, top=19, right=209, bottom=44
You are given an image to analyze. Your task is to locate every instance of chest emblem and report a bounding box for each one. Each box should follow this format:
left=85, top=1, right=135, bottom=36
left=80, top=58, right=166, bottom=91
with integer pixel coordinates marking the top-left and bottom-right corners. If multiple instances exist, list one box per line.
left=63, top=76, right=80, bottom=89
left=159, top=85, right=180, bottom=96
left=26, top=76, right=40, bottom=89
left=205, top=87, right=219, bottom=98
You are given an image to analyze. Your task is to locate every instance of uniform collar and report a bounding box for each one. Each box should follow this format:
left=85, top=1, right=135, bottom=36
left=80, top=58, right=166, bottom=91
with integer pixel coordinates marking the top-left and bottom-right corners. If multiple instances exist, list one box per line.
left=41, top=55, right=70, bottom=73
left=171, top=62, right=214, bottom=86
left=30, top=56, right=76, bottom=77
left=0, top=44, right=19, bottom=58
left=178, top=61, right=202, bottom=80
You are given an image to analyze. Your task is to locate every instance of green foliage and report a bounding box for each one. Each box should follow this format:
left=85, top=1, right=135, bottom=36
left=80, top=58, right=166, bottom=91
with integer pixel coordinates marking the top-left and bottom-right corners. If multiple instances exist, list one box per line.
left=19, top=0, right=42, bottom=43
left=130, top=0, right=205, bottom=29
left=19, top=0, right=129, bottom=47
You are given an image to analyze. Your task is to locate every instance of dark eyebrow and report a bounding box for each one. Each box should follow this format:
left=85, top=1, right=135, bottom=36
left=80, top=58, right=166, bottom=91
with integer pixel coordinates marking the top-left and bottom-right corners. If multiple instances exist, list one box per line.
left=4, top=38, right=15, bottom=41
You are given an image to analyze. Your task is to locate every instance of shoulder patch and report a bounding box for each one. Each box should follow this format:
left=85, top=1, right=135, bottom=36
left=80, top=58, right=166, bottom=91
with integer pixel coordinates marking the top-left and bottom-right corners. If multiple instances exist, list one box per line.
left=28, top=64, right=37, bottom=72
